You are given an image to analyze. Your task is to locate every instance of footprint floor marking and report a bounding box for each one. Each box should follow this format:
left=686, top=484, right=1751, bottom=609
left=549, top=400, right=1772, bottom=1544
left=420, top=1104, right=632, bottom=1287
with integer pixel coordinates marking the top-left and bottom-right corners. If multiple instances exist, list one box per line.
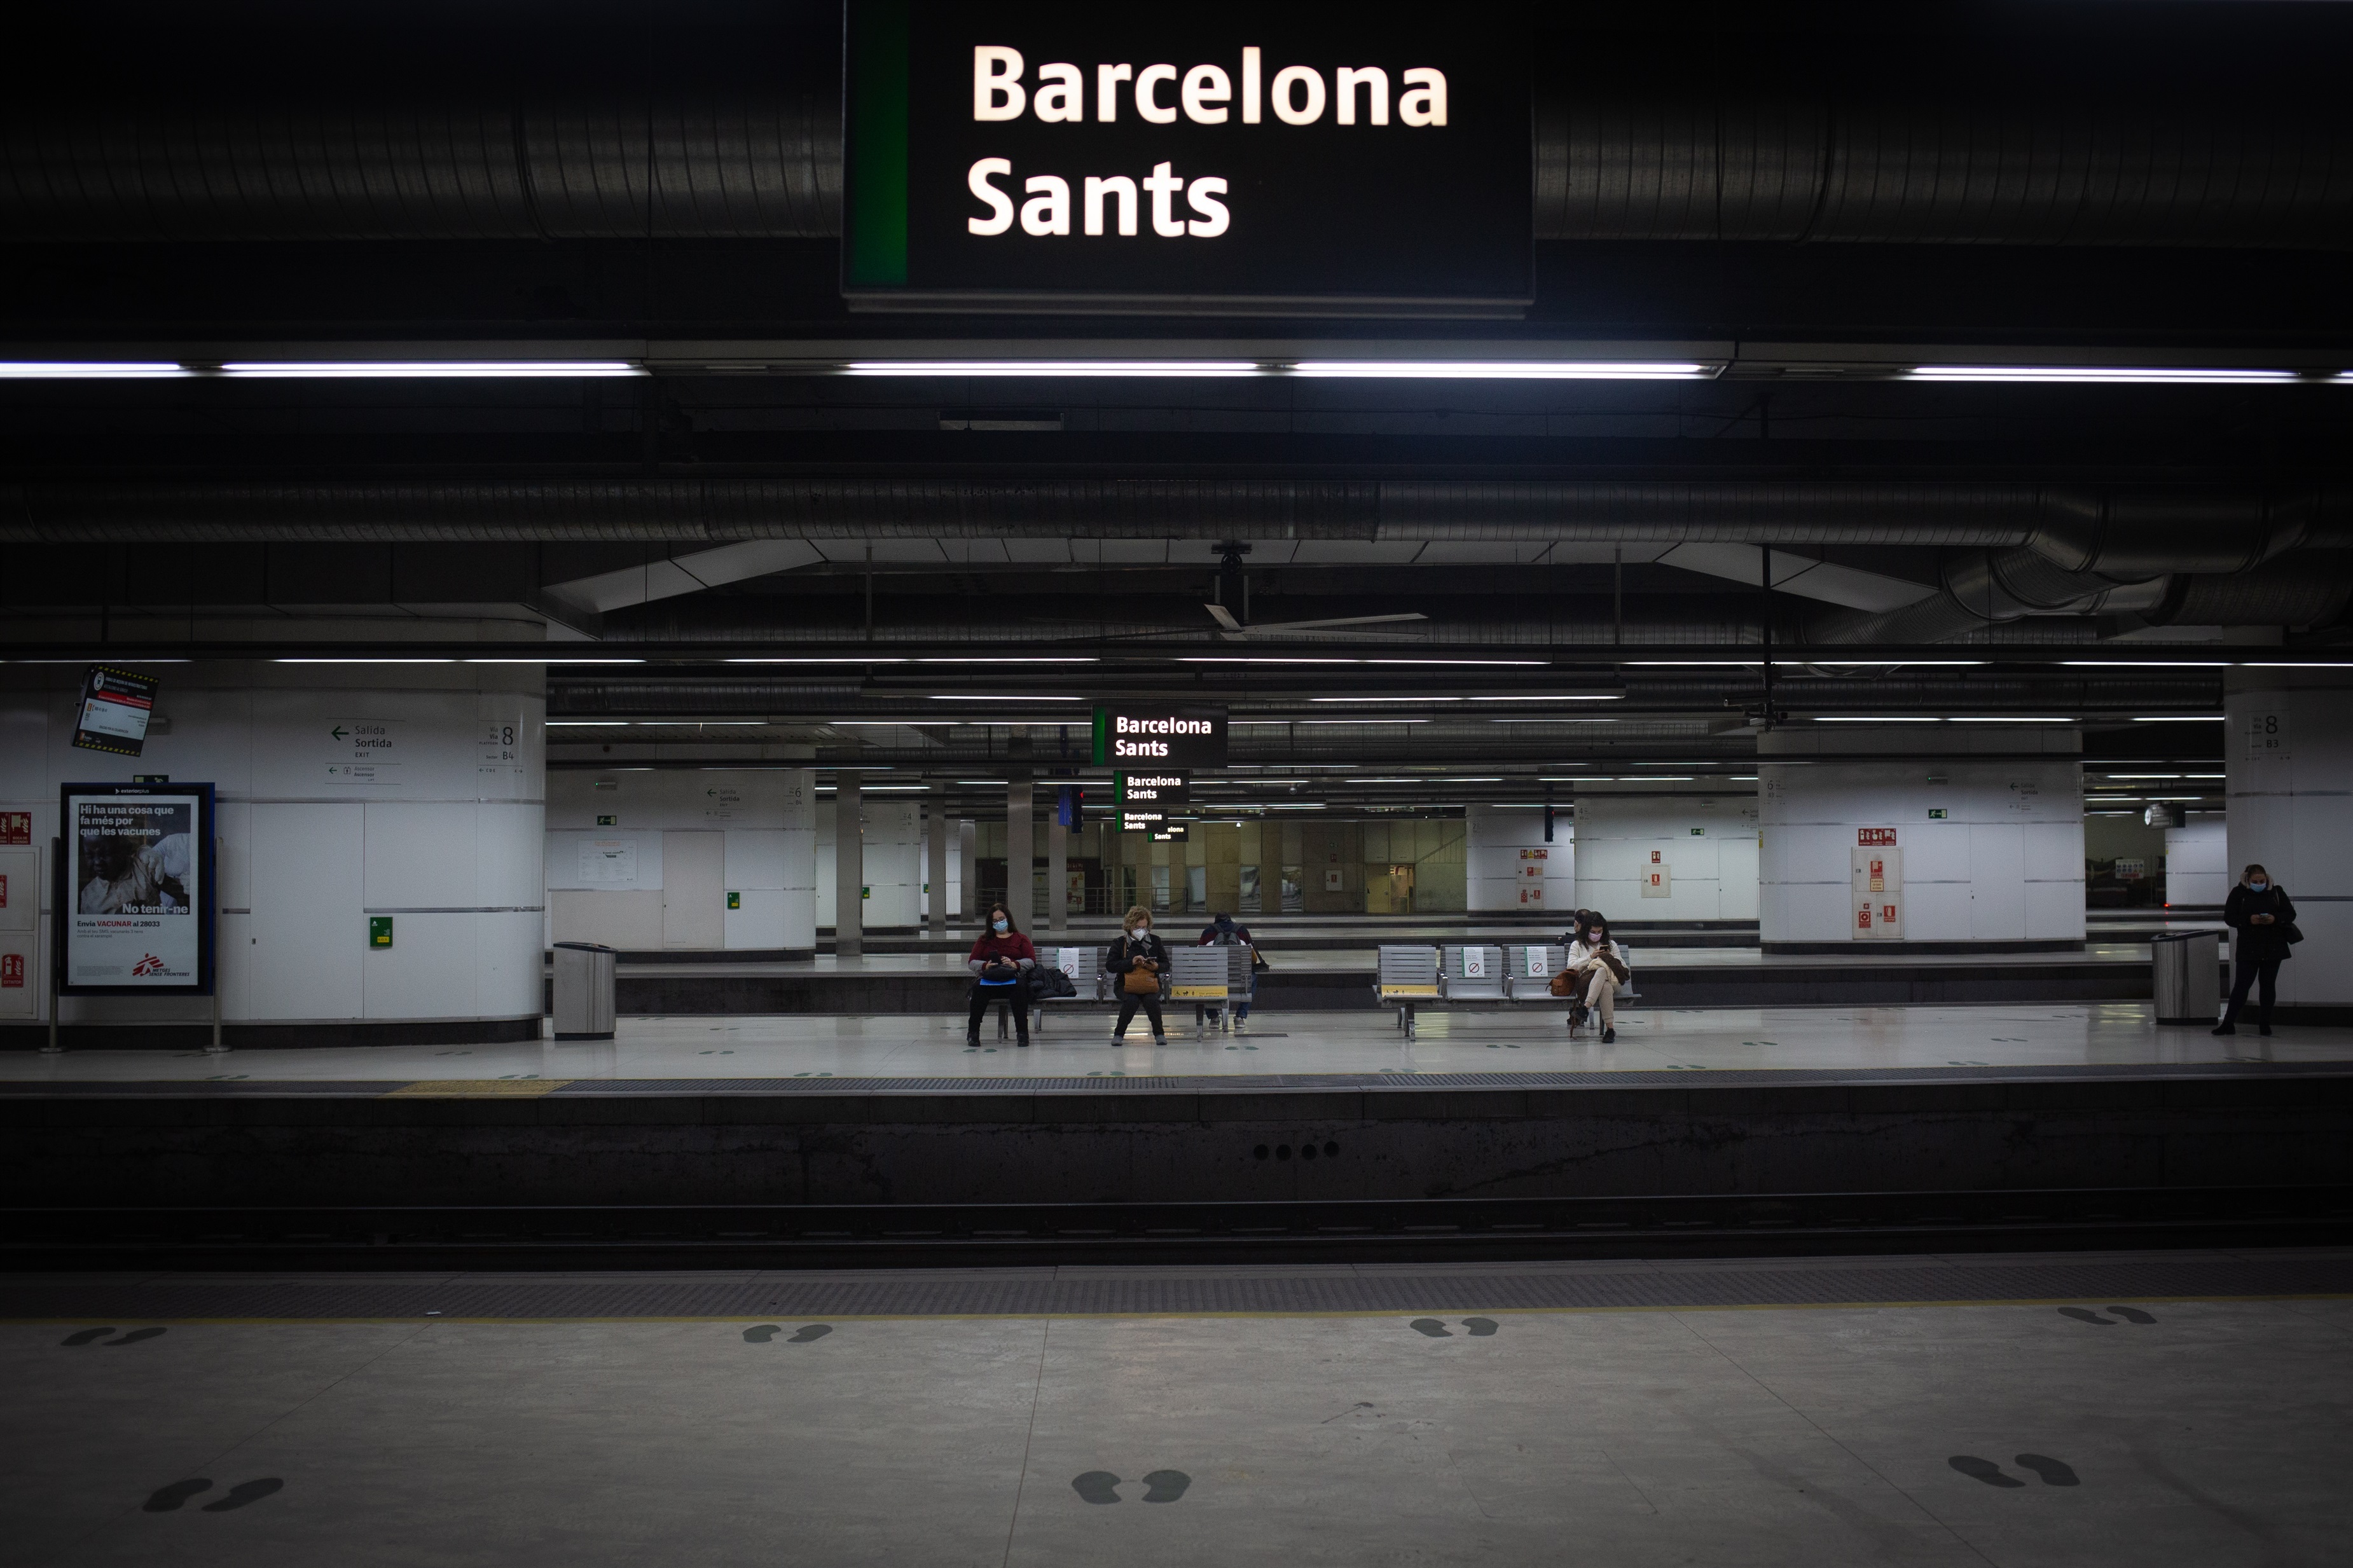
left=2059, top=1305, right=2158, bottom=1325
left=1409, top=1317, right=1499, bottom=1338
left=1072, top=1471, right=1192, bottom=1504
left=1950, top=1454, right=2080, bottom=1487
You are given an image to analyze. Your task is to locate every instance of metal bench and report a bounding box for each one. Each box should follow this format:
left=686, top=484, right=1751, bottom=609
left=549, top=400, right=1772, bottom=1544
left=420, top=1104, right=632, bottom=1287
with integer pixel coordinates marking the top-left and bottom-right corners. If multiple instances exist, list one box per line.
left=1439, top=945, right=1510, bottom=1007
left=1026, top=944, right=1107, bottom=1035
left=1374, top=945, right=1441, bottom=1036
left=1170, top=946, right=1233, bottom=1037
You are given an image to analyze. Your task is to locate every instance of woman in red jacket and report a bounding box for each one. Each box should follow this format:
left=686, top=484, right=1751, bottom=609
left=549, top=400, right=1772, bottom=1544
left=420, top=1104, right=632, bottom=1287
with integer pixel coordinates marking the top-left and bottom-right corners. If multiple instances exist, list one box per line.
left=965, top=901, right=1036, bottom=1047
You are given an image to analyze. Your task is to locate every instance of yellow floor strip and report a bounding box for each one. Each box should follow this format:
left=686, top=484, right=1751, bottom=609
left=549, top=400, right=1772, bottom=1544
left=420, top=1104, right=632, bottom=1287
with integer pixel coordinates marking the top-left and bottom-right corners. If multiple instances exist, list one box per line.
left=381, top=1079, right=570, bottom=1098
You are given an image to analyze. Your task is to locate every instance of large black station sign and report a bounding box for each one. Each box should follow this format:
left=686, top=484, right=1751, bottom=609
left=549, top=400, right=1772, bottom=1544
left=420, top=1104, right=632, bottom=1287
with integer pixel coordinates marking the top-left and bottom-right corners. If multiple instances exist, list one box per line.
left=1094, top=706, right=1227, bottom=769
left=843, top=2, right=1532, bottom=314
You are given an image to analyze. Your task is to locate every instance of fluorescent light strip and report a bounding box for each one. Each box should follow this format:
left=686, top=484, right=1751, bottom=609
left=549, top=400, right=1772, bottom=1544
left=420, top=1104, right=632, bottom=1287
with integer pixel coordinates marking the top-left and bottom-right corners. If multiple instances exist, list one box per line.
left=273, top=657, right=454, bottom=664
left=2064, top=660, right=2231, bottom=668
left=1908, top=366, right=2304, bottom=385
left=914, top=656, right=1100, bottom=663
left=928, top=694, right=1085, bottom=702
left=1813, top=716, right=1943, bottom=723
left=221, top=361, right=644, bottom=378
left=2132, top=715, right=2226, bottom=722
left=548, top=720, right=629, bottom=727
left=728, top=657, right=908, bottom=664
left=1949, top=717, right=2074, bottom=723
left=2237, top=661, right=2353, bottom=668
left=1625, top=660, right=1763, bottom=667
left=1308, top=696, right=1461, bottom=704
left=1489, top=717, right=1616, bottom=723
left=0, top=361, right=190, bottom=378
left=1289, top=718, right=1432, bottom=725
left=846, top=360, right=1257, bottom=378
left=466, top=657, right=645, bottom=664
left=1291, top=360, right=1713, bottom=380
left=1783, top=660, right=1986, bottom=668
left=1465, top=694, right=1623, bottom=702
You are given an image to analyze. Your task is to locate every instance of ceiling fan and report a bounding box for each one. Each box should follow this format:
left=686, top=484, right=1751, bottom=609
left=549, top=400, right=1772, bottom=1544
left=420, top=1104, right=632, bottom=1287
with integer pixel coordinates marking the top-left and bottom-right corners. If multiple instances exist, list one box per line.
left=1203, top=541, right=1429, bottom=640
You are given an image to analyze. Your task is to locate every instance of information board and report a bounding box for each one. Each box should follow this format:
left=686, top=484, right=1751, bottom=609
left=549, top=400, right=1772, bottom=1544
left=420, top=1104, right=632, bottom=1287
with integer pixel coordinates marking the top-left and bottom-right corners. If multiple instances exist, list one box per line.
left=844, top=2, right=1533, bottom=313
left=60, top=782, right=215, bottom=994
left=71, top=666, right=159, bottom=757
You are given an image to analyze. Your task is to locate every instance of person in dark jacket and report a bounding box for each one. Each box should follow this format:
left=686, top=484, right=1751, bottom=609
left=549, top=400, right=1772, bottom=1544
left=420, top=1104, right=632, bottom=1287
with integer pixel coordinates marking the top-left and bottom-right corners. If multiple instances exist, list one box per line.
left=966, top=901, right=1036, bottom=1047
left=1108, top=905, right=1170, bottom=1046
left=1197, top=912, right=1258, bottom=1026
left=2215, top=864, right=2296, bottom=1036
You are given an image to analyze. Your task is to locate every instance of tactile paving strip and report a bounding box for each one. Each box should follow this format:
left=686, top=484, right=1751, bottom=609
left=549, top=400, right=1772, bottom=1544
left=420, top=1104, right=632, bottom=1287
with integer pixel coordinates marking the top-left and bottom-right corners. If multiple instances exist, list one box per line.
left=3, top=1252, right=2346, bottom=1322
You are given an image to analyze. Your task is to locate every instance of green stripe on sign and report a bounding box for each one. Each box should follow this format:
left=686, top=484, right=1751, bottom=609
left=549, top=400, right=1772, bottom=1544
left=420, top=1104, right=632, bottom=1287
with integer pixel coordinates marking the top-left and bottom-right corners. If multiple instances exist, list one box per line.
left=845, top=0, right=911, bottom=288
left=1093, top=708, right=1108, bottom=766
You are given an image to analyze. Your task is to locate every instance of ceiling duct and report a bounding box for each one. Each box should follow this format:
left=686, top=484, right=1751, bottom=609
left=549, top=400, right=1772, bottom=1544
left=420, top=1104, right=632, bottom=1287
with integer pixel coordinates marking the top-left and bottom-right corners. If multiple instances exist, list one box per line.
left=4, top=90, right=2349, bottom=249
left=6, top=478, right=2345, bottom=553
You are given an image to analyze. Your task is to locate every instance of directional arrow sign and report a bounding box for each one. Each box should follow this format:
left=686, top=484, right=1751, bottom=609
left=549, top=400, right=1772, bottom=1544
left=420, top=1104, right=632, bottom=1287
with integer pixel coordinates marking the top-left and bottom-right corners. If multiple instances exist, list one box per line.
left=332, top=726, right=347, bottom=741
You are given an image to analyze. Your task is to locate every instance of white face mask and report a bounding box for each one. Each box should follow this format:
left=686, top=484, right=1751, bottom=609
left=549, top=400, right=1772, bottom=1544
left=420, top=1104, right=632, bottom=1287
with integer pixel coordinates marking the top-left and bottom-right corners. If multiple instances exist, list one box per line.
left=1135, top=924, right=1151, bottom=935
left=2248, top=881, right=2268, bottom=891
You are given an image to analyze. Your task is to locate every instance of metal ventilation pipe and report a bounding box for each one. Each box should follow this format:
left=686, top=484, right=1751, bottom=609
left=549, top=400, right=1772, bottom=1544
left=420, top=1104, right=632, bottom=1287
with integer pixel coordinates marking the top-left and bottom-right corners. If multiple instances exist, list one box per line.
left=5, top=478, right=2345, bottom=551
left=4, top=90, right=2349, bottom=247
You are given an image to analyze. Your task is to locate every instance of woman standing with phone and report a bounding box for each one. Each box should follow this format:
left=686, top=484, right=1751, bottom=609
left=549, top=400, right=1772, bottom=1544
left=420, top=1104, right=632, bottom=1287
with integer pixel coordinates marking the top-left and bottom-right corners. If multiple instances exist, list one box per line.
left=2215, top=863, right=2299, bottom=1037
left=1108, top=905, right=1170, bottom=1047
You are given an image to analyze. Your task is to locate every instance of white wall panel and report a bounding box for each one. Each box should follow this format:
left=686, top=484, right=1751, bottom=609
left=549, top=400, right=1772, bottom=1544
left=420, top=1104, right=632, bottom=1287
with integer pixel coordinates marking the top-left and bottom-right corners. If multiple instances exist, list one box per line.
left=549, top=888, right=664, bottom=949
left=725, top=890, right=790, bottom=950
left=364, top=802, right=480, bottom=909
left=245, top=802, right=363, bottom=1021
left=2164, top=816, right=2229, bottom=907
left=725, top=830, right=790, bottom=890
left=361, top=912, right=481, bottom=1019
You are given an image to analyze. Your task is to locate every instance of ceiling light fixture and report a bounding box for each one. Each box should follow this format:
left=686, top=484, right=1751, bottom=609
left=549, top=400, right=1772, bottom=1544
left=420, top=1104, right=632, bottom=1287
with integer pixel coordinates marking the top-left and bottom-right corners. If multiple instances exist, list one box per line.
left=1907, top=366, right=2303, bottom=385
left=846, top=359, right=1257, bottom=378
left=221, top=361, right=644, bottom=378
left=0, top=361, right=190, bottom=378
left=1290, top=360, right=1714, bottom=380
left=727, top=657, right=909, bottom=664
left=2131, top=715, right=2226, bottom=722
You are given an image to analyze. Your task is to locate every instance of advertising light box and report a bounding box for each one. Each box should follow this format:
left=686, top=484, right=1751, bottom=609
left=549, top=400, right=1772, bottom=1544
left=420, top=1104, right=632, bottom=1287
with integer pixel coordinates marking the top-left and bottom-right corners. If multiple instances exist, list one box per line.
left=844, top=2, right=1533, bottom=313
left=60, top=782, right=216, bottom=995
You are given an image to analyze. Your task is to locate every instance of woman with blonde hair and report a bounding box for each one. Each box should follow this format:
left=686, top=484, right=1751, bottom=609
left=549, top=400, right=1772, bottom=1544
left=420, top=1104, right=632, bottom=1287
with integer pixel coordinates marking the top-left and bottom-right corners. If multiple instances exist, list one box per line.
left=1107, top=905, right=1170, bottom=1047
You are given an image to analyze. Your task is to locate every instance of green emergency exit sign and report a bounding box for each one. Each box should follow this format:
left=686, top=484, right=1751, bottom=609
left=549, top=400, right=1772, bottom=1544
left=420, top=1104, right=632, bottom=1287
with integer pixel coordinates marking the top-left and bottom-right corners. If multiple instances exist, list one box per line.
left=368, top=916, right=394, bottom=948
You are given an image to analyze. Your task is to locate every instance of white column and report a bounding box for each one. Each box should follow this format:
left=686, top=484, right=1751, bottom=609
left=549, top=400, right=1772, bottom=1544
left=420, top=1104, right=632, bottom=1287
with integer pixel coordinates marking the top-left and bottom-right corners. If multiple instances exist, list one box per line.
left=0, top=661, right=544, bottom=1046
left=834, top=770, right=862, bottom=958
left=957, top=819, right=976, bottom=919
left=1759, top=724, right=2084, bottom=952
left=2226, top=670, right=2352, bottom=1014
left=925, top=797, right=948, bottom=937
left=1005, top=774, right=1033, bottom=925
left=781, top=768, right=817, bottom=955
left=1465, top=803, right=1575, bottom=913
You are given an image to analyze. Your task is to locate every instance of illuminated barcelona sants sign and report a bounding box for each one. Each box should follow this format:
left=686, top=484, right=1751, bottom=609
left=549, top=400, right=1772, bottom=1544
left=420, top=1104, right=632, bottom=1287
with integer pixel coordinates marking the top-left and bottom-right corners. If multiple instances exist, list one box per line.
left=1093, top=706, right=1227, bottom=768
left=843, top=3, right=1532, bottom=313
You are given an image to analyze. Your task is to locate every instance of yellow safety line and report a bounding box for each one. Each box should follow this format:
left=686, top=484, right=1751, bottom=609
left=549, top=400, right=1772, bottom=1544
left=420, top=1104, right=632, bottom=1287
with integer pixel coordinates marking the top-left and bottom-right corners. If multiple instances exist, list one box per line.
left=5, top=1293, right=2345, bottom=1327
left=381, top=1079, right=571, bottom=1097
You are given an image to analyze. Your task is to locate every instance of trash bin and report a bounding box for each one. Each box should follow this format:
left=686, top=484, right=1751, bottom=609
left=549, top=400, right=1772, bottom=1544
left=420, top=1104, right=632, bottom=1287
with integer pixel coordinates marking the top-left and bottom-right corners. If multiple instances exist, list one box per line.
left=2151, top=930, right=2220, bottom=1024
left=552, top=941, right=617, bottom=1040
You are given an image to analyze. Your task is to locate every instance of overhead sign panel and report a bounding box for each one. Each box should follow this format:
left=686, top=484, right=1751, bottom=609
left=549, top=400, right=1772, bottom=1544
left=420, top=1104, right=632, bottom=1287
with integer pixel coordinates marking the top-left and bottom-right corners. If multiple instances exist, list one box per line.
left=843, top=2, right=1532, bottom=314
left=72, top=666, right=159, bottom=756
left=1094, top=706, right=1227, bottom=768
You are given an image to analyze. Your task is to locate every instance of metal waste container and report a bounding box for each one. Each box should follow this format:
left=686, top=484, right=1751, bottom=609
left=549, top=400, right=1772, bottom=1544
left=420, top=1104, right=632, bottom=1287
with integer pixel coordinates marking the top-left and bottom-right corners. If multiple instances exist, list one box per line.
left=552, top=941, right=617, bottom=1040
left=2151, top=930, right=2220, bottom=1024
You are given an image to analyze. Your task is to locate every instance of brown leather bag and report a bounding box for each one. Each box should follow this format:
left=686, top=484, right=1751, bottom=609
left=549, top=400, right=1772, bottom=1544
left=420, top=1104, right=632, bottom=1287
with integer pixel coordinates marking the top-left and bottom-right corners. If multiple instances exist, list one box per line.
left=1122, top=965, right=1161, bottom=995
left=1548, top=968, right=1576, bottom=998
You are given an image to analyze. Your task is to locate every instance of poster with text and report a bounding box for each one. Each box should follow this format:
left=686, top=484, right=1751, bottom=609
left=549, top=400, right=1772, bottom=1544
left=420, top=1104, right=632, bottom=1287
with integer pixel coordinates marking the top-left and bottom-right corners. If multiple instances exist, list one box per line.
left=62, top=783, right=215, bottom=993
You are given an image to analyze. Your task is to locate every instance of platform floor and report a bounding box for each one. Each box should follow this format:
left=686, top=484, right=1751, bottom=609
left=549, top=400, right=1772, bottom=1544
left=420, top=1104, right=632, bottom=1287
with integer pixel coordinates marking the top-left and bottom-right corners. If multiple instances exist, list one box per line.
left=6, top=1003, right=2348, bottom=1085
left=5, top=1249, right=2347, bottom=1567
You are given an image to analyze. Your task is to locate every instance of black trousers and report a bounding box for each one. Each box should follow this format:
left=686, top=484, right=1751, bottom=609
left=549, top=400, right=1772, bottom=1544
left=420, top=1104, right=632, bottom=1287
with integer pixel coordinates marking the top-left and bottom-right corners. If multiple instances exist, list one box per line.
left=969, top=988, right=1028, bottom=1043
left=2224, top=958, right=2282, bottom=1026
left=1114, top=991, right=1165, bottom=1038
